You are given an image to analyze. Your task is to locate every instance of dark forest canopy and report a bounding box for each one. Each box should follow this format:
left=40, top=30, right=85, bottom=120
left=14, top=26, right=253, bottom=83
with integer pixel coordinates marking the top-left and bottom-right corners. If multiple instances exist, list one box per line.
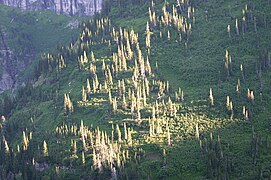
left=0, top=0, right=271, bottom=179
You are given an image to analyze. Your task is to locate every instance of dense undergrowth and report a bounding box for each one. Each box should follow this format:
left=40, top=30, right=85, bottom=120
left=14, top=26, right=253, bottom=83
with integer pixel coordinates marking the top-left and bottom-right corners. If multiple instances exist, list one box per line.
left=1, top=0, right=271, bottom=179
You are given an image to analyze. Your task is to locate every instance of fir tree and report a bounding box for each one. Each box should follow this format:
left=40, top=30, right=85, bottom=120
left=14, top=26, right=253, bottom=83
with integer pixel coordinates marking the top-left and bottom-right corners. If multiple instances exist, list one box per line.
left=22, top=131, right=29, bottom=151
left=209, top=88, right=214, bottom=106
left=43, top=140, right=48, bottom=157
left=82, top=86, right=87, bottom=102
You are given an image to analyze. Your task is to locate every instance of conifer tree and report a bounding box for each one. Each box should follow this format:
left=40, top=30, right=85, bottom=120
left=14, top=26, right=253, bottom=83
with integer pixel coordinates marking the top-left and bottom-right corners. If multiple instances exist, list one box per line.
left=116, top=124, right=121, bottom=142
left=58, top=55, right=66, bottom=71
left=71, top=139, right=77, bottom=155
left=64, top=94, right=74, bottom=114
left=118, top=80, right=122, bottom=96
left=107, top=67, right=113, bottom=85
left=166, top=120, right=171, bottom=146
left=78, top=55, right=84, bottom=70
left=209, top=88, right=214, bottom=106
left=104, top=80, right=108, bottom=91
left=236, top=18, right=239, bottom=35
left=242, top=15, right=246, bottom=35
left=91, top=51, right=95, bottom=62
left=22, top=131, right=29, bottom=151
left=167, top=30, right=171, bottom=41
left=122, top=80, right=125, bottom=95
left=142, top=84, right=147, bottom=106
left=92, top=79, right=96, bottom=94
left=247, top=89, right=251, bottom=100
left=236, top=78, right=241, bottom=96
left=181, top=89, right=184, bottom=101
left=102, top=60, right=106, bottom=73
left=226, top=96, right=233, bottom=120
left=122, top=94, right=127, bottom=110
left=127, top=128, right=132, bottom=146
left=195, top=123, right=199, bottom=140
left=173, top=104, right=177, bottom=117
left=226, top=96, right=231, bottom=111
left=86, top=78, right=91, bottom=99
left=124, top=122, right=127, bottom=140
left=108, top=89, right=112, bottom=104
left=113, top=97, right=118, bottom=114
left=82, top=86, right=87, bottom=102
left=92, top=149, right=97, bottom=168
left=250, top=91, right=255, bottom=104
left=145, top=56, right=152, bottom=75
left=227, top=24, right=231, bottom=38
left=43, top=140, right=48, bottom=157
left=166, top=81, right=170, bottom=93
left=152, top=106, right=156, bottom=121
left=146, top=21, right=151, bottom=51
left=0, top=115, right=5, bottom=124
left=149, top=117, right=153, bottom=137
left=117, top=153, right=121, bottom=168
left=127, top=37, right=133, bottom=61
left=245, top=110, right=249, bottom=121
left=156, top=118, right=162, bottom=134
left=225, top=49, right=230, bottom=77
left=145, top=78, right=150, bottom=96
left=3, top=136, right=9, bottom=154
left=239, top=64, right=245, bottom=81
left=254, top=17, right=257, bottom=32
left=168, top=97, right=173, bottom=116
left=94, top=74, right=99, bottom=90
left=137, top=109, right=141, bottom=121
left=80, top=120, right=87, bottom=152
left=122, top=49, right=128, bottom=71
left=83, top=51, right=88, bottom=63
left=82, top=151, right=85, bottom=165
left=89, top=63, right=96, bottom=78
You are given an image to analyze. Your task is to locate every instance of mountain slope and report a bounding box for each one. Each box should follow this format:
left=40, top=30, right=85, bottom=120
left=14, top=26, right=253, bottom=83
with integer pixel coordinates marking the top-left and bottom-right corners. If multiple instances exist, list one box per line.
left=0, top=0, right=271, bottom=179
left=0, top=5, right=80, bottom=92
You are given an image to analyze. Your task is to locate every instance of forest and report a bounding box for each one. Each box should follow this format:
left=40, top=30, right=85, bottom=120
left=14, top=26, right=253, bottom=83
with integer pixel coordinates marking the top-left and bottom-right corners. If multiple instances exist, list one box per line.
left=1, top=0, right=271, bottom=179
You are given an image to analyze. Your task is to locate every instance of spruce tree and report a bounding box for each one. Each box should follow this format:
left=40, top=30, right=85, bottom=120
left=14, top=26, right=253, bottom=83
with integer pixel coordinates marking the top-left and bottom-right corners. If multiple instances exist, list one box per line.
left=209, top=88, right=214, bottom=106
left=43, top=140, right=48, bottom=157
left=82, top=86, right=87, bottom=102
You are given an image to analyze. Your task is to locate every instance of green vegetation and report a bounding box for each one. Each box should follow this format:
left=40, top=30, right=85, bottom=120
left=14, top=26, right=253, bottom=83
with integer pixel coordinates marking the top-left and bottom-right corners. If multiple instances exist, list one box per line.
left=0, top=5, right=80, bottom=52
left=0, top=5, right=80, bottom=81
left=1, top=0, right=271, bottom=179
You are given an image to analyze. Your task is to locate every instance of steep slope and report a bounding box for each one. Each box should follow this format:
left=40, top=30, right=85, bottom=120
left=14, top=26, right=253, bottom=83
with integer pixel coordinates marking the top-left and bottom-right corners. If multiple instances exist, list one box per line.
left=0, top=0, right=271, bottom=179
left=0, top=27, right=15, bottom=91
left=0, top=5, right=80, bottom=92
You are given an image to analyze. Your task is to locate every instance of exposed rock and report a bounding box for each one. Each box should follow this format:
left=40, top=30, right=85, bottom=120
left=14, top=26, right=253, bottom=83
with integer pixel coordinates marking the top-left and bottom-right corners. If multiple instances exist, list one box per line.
left=0, top=26, right=34, bottom=93
left=66, top=19, right=80, bottom=29
left=0, top=70, right=14, bottom=92
left=0, top=0, right=103, bottom=16
left=0, top=27, right=16, bottom=93
left=0, top=1, right=96, bottom=93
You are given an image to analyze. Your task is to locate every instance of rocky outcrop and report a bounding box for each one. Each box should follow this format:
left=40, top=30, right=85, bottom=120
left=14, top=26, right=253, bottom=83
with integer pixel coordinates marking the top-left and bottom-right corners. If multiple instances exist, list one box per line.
left=0, top=0, right=103, bottom=16
left=0, top=28, right=16, bottom=93
left=0, top=27, right=34, bottom=93
left=0, top=1, right=100, bottom=92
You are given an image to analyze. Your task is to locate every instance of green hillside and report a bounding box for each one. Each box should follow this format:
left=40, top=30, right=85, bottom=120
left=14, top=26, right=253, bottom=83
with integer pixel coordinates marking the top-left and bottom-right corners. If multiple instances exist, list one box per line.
left=0, top=5, right=80, bottom=81
left=1, top=0, right=271, bottom=179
